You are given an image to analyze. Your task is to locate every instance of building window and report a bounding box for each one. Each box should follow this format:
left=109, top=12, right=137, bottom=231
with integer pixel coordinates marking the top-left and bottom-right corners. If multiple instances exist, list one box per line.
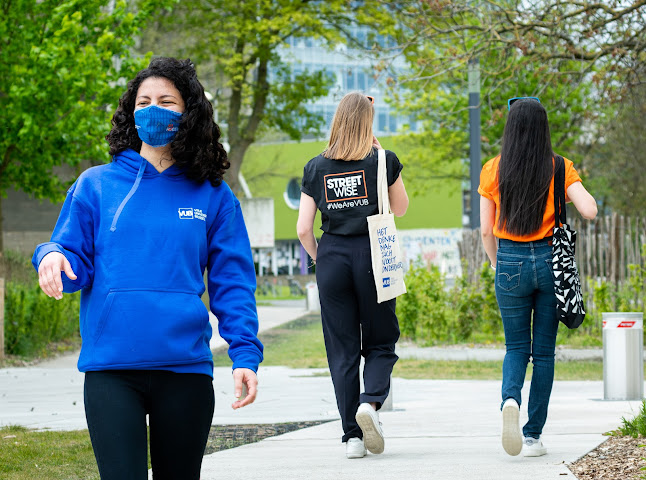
left=357, top=71, right=366, bottom=91
left=378, top=112, right=387, bottom=132
left=356, top=30, right=366, bottom=48
left=346, top=70, right=355, bottom=90
left=409, top=116, right=418, bottom=132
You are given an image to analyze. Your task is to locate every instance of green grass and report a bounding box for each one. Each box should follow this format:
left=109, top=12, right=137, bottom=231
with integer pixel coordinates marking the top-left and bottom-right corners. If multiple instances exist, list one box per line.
left=241, top=138, right=462, bottom=239
left=255, top=285, right=306, bottom=302
left=214, top=313, right=328, bottom=368
left=0, top=421, right=326, bottom=478
left=0, top=426, right=98, bottom=480
left=557, top=328, right=604, bottom=348
left=213, top=313, right=608, bottom=380
left=393, top=359, right=604, bottom=380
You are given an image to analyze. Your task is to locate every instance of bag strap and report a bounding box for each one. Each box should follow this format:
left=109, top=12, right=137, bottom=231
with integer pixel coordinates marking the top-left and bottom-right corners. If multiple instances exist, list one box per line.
left=376, top=149, right=390, bottom=215
left=553, top=154, right=567, bottom=229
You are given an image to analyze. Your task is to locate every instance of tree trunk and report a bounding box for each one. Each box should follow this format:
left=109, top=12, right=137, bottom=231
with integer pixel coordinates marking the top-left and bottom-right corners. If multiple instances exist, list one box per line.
left=223, top=51, right=270, bottom=196
left=225, top=141, right=252, bottom=194
left=0, top=193, right=4, bottom=277
left=0, top=195, right=4, bottom=359
left=0, top=277, right=4, bottom=359
left=0, top=195, right=4, bottom=255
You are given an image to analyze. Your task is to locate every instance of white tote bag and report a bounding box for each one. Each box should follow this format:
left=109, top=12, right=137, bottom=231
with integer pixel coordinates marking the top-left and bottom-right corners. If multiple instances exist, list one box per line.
left=367, top=149, right=407, bottom=303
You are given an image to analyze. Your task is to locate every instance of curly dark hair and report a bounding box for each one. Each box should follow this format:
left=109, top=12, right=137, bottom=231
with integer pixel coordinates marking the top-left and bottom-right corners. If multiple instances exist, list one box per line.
left=106, top=57, right=229, bottom=186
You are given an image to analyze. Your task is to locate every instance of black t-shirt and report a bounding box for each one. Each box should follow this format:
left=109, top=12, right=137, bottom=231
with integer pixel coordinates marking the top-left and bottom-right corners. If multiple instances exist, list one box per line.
left=301, top=149, right=403, bottom=236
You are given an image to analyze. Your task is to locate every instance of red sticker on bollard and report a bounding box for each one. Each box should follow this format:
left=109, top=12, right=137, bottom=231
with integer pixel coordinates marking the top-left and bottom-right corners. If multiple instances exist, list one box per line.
left=617, top=321, right=636, bottom=328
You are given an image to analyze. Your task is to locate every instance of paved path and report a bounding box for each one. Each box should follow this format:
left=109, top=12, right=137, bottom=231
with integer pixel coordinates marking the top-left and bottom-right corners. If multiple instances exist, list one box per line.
left=198, top=376, right=643, bottom=480
left=2, top=303, right=644, bottom=480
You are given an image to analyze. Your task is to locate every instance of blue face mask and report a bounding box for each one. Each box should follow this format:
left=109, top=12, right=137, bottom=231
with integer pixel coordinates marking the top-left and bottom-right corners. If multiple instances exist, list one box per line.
left=134, top=105, right=183, bottom=147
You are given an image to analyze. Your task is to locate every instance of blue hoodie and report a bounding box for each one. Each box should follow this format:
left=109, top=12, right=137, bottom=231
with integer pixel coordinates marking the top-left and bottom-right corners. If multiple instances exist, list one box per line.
left=32, top=149, right=263, bottom=377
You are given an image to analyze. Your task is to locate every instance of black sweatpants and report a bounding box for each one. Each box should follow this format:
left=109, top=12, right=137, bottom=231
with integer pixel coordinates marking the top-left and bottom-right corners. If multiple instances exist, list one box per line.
left=316, top=233, right=400, bottom=442
left=84, top=370, right=215, bottom=480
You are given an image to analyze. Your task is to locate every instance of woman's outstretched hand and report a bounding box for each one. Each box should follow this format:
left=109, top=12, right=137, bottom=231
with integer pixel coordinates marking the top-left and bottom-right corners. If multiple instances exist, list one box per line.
left=38, top=252, right=77, bottom=300
left=231, top=368, right=258, bottom=409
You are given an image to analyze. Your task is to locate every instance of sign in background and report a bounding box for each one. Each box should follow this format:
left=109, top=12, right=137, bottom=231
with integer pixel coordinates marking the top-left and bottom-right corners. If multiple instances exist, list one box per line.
left=399, top=228, right=463, bottom=276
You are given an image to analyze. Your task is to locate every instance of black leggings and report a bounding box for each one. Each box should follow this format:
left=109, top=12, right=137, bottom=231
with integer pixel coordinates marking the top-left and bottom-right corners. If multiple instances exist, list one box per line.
left=84, top=370, right=215, bottom=480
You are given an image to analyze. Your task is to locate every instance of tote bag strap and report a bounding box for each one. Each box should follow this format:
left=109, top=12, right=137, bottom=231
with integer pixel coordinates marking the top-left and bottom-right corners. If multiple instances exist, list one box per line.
left=376, top=149, right=390, bottom=215
left=553, top=154, right=567, bottom=229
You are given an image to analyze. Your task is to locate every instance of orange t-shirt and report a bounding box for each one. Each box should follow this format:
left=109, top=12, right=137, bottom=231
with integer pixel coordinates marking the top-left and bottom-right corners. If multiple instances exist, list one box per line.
left=478, top=155, right=582, bottom=241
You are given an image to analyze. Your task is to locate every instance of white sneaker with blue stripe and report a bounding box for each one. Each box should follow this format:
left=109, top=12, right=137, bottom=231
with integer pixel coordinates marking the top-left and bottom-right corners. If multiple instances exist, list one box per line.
left=523, top=436, right=547, bottom=457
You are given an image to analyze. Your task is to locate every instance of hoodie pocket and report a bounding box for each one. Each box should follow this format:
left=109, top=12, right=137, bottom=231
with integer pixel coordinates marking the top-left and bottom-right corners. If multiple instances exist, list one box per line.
left=91, top=288, right=210, bottom=367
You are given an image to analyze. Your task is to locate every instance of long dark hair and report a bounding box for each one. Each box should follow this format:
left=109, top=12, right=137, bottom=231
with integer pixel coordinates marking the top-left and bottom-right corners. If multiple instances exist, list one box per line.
left=106, top=57, right=229, bottom=186
left=497, top=100, right=554, bottom=236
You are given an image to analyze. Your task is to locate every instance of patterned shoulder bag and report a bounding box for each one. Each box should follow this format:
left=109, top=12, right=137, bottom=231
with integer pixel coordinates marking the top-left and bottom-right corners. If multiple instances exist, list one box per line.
left=552, top=155, right=585, bottom=328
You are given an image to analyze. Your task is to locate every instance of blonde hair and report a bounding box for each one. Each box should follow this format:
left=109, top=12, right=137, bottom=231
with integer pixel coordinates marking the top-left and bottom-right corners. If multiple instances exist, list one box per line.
left=323, top=92, right=374, bottom=161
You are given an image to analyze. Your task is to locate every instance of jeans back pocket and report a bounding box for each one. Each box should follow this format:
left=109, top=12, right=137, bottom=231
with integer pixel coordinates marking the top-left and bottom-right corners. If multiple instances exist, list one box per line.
left=496, top=261, right=522, bottom=291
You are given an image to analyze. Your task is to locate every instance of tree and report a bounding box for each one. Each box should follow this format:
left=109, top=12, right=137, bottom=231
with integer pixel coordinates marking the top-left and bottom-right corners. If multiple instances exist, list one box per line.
left=387, top=1, right=646, bottom=84
left=379, top=1, right=599, bottom=193
left=586, top=81, right=646, bottom=216
left=140, top=0, right=397, bottom=192
left=0, top=0, right=165, bottom=254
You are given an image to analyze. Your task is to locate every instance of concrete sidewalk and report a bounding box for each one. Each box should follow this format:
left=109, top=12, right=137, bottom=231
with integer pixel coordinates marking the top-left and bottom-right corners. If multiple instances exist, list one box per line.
left=199, top=376, right=643, bottom=480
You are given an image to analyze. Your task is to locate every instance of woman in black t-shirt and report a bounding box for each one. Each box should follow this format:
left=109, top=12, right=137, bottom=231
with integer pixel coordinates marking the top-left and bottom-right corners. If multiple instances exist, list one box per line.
left=297, top=92, right=409, bottom=459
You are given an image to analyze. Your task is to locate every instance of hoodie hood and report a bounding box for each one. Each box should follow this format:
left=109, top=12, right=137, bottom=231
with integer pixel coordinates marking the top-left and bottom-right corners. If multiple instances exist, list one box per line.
left=113, top=148, right=185, bottom=179
left=110, top=149, right=185, bottom=232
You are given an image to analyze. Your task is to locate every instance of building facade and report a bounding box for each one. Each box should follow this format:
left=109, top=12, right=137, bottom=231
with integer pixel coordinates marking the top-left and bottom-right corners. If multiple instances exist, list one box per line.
left=278, top=26, right=417, bottom=136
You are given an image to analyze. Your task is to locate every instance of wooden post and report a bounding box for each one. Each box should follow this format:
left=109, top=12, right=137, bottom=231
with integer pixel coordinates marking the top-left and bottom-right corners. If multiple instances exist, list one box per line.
left=0, top=277, right=4, bottom=360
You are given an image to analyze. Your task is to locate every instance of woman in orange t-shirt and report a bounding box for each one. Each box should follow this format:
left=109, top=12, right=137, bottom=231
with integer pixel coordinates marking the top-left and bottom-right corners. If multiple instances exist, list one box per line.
left=478, top=98, right=597, bottom=458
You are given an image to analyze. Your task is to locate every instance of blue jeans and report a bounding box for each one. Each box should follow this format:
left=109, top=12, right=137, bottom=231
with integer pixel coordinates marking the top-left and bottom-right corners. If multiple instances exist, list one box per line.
left=495, top=238, right=559, bottom=439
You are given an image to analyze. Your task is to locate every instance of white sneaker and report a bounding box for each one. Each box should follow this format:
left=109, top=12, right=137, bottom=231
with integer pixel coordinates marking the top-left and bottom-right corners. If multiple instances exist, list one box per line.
left=355, top=403, right=384, bottom=454
left=501, top=398, right=522, bottom=456
left=523, top=436, right=547, bottom=457
left=345, top=437, right=366, bottom=459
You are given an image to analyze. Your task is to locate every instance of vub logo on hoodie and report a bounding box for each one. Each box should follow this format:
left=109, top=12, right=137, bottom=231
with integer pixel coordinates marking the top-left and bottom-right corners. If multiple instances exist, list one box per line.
left=178, top=208, right=207, bottom=221
left=178, top=208, right=194, bottom=219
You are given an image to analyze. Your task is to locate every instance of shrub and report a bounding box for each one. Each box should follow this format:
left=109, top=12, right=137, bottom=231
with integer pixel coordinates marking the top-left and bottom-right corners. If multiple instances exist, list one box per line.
left=398, top=260, right=501, bottom=345
left=450, top=261, right=502, bottom=342
left=397, top=262, right=451, bottom=343
left=616, top=400, right=646, bottom=438
left=577, top=247, right=646, bottom=345
left=1, top=249, right=36, bottom=284
left=399, top=248, right=646, bottom=347
left=4, top=274, right=80, bottom=358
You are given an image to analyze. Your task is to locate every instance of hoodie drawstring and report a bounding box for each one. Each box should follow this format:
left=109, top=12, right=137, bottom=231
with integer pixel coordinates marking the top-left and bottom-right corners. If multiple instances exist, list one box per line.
left=110, top=157, right=147, bottom=232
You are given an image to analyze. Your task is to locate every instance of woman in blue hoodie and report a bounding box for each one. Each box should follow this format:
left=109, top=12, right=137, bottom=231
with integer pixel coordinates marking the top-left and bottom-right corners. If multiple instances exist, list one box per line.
left=33, top=57, right=263, bottom=479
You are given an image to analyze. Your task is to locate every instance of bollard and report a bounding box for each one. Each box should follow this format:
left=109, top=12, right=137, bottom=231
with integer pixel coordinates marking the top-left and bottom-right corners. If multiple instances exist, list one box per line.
left=305, top=282, right=320, bottom=312
left=381, top=375, right=393, bottom=411
left=603, top=312, right=644, bottom=400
